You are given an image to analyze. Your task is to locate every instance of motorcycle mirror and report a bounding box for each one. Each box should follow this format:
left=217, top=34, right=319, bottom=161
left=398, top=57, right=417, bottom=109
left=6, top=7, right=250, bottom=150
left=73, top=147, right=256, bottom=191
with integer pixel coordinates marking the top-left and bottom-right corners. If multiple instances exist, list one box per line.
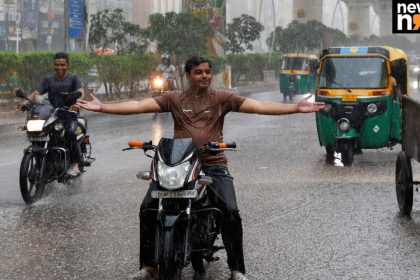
left=15, top=89, right=26, bottom=99
left=136, top=171, right=151, bottom=180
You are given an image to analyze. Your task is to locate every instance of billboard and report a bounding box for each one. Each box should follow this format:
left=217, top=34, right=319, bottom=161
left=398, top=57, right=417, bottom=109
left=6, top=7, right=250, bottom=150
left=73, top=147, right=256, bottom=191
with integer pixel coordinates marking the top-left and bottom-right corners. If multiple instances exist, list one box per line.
left=183, top=0, right=226, bottom=56
left=22, top=0, right=39, bottom=39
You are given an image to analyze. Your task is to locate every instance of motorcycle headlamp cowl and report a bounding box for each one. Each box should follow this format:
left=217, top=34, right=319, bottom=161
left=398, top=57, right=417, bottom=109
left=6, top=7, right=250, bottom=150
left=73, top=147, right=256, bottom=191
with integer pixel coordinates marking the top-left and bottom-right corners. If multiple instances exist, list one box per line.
left=26, top=120, right=45, bottom=132
left=157, top=161, right=191, bottom=190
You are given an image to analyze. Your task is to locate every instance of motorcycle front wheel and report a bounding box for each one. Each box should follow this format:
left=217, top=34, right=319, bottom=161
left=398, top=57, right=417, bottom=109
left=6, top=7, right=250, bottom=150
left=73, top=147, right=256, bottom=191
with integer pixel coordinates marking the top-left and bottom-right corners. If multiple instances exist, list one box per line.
left=159, top=229, right=183, bottom=280
left=20, top=153, right=46, bottom=204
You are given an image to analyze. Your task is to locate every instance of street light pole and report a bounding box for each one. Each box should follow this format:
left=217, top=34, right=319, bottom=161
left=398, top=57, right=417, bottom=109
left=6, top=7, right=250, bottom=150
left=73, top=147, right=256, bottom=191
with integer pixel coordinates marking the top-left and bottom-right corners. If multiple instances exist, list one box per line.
left=5, top=5, right=9, bottom=51
left=15, top=20, right=19, bottom=53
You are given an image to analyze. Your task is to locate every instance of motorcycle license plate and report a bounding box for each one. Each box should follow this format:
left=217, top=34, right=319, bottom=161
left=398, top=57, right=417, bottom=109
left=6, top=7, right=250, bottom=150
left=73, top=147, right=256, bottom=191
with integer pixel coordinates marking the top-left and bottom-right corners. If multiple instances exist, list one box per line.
left=151, top=190, right=197, bottom=199
left=342, top=95, right=357, bottom=102
left=28, top=135, right=49, bottom=142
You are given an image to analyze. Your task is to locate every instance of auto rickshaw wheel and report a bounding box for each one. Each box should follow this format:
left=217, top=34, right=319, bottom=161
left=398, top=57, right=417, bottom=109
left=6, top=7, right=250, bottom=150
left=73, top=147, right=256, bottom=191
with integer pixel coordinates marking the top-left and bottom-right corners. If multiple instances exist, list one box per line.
left=340, top=141, right=354, bottom=166
left=325, top=146, right=334, bottom=162
left=395, top=151, right=413, bottom=215
left=283, top=93, right=288, bottom=102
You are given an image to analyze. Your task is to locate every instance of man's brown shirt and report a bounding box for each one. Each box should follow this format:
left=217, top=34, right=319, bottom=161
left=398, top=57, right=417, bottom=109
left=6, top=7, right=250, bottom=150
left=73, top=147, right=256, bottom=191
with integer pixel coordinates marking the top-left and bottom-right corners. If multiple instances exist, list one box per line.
left=154, top=89, right=246, bottom=166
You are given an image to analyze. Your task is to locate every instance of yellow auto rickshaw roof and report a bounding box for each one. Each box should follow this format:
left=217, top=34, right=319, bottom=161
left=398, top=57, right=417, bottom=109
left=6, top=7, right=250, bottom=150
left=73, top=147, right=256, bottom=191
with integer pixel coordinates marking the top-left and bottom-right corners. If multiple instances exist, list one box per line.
left=320, top=46, right=407, bottom=61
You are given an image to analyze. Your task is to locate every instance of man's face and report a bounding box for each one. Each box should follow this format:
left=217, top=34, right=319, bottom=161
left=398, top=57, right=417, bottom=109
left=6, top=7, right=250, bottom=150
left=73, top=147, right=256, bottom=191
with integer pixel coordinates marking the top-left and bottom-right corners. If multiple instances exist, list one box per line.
left=54, top=58, right=69, bottom=79
left=187, top=63, right=212, bottom=91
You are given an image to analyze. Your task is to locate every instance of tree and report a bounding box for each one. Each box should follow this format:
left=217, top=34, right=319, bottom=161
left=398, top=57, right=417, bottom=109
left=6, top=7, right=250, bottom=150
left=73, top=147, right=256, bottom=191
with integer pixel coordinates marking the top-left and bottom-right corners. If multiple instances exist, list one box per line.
left=225, top=14, right=264, bottom=54
left=145, top=12, right=214, bottom=88
left=267, top=20, right=346, bottom=53
left=89, top=9, right=147, bottom=54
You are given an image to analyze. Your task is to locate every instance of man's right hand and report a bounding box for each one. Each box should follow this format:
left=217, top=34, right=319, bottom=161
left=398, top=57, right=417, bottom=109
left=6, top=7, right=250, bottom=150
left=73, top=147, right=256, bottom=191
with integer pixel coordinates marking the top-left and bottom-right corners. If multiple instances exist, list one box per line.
left=76, top=93, right=103, bottom=112
left=17, top=100, right=29, bottom=111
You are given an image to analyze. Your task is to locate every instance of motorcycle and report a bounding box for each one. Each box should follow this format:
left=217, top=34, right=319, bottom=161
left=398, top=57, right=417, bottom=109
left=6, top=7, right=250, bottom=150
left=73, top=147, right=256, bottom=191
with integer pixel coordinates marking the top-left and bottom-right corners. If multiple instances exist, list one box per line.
left=148, top=71, right=178, bottom=96
left=124, top=138, right=237, bottom=280
left=15, top=89, right=95, bottom=204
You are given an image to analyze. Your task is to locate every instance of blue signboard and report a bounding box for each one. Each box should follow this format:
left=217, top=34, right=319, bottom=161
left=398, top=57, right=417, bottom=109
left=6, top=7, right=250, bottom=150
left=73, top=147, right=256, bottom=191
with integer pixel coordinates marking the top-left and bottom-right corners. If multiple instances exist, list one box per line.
left=68, top=0, right=84, bottom=39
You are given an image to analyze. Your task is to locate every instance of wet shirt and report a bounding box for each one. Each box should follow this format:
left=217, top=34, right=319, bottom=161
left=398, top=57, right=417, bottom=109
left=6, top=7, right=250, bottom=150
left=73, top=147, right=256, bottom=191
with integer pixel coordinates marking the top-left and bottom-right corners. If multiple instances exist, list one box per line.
left=37, top=73, right=83, bottom=108
left=154, top=89, right=246, bottom=166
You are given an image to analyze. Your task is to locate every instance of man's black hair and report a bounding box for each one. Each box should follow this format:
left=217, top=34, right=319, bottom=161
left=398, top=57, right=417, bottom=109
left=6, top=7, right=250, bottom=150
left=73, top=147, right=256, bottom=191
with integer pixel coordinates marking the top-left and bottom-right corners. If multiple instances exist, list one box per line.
left=54, top=52, right=69, bottom=64
left=185, top=56, right=212, bottom=74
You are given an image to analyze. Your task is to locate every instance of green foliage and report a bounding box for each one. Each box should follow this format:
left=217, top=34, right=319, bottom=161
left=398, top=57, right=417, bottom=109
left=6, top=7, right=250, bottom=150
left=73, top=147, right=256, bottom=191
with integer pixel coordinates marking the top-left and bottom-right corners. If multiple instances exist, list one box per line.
left=92, top=53, right=155, bottom=98
left=208, top=55, right=225, bottom=75
left=0, top=51, right=156, bottom=99
left=267, top=20, right=346, bottom=53
left=225, top=14, right=264, bottom=54
left=226, top=52, right=282, bottom=85
left=145, top=11, right=214, bottom=87
left=89, top=9, right=146, bottom=54
left=17, top=51, right=55, bottom=92
left=0, top=52, right=20, bottom=92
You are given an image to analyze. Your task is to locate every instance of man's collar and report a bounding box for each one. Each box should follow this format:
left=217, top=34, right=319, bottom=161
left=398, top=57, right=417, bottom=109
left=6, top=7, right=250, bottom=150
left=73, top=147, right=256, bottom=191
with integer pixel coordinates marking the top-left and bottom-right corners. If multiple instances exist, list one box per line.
left=55, top=72, right=69, bottom=81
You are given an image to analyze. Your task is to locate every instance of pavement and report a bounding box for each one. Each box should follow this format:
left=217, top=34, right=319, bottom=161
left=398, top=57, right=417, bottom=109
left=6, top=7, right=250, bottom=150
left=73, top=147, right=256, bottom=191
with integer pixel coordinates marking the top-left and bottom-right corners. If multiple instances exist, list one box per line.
left=0, top=81, right=279, bottom=126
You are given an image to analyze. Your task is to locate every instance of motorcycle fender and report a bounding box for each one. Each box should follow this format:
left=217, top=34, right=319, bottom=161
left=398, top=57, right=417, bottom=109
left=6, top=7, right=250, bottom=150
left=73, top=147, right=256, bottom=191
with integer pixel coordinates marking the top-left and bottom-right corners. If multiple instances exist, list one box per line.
left=163, top=214, right=183, bottom=227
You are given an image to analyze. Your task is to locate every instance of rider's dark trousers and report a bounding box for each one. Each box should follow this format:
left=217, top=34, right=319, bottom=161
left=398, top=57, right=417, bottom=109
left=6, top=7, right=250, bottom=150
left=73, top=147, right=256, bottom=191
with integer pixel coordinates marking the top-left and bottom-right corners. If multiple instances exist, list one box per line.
left=139, top=165, right=246, bottom=274
left=62, top=112, right=82, bottom=165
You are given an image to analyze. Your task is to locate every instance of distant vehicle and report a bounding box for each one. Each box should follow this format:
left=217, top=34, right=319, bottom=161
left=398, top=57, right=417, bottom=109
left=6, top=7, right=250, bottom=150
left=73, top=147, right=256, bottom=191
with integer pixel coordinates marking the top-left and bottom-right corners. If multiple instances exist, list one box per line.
left=279, top=54, right=318, bottom=102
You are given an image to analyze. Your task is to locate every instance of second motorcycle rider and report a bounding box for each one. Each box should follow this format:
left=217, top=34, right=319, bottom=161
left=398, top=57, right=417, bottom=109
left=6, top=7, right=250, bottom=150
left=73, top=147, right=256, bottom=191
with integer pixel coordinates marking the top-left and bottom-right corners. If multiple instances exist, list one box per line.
left=19, top=52, right=86, bottom=176
left=77, top=56, right=324, bottom=280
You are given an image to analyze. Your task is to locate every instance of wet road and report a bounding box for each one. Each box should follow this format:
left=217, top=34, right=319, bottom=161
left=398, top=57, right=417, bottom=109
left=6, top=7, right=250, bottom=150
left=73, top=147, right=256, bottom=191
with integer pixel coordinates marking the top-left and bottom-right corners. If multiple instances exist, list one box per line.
left=2, top=86, right=420, bottom=279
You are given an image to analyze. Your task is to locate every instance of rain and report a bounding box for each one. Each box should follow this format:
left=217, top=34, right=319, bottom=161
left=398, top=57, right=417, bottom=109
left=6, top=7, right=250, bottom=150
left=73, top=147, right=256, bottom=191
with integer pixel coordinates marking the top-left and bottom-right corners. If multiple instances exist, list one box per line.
left=2, top=1, right=420, bottom=279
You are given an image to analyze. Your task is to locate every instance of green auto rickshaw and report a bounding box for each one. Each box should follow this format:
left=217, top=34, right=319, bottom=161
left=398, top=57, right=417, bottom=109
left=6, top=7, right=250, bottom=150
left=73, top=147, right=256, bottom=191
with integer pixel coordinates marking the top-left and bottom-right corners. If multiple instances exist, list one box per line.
left=315, top=46, right=408, bottom=166
left=279, top=54, right=318, bottom=101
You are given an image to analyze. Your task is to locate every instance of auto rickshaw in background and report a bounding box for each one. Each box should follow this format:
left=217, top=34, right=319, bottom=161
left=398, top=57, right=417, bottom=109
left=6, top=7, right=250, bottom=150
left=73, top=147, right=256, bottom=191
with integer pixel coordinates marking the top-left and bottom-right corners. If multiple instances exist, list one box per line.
left=279, top=54, right=318, bottom=102
left=315, top=46, right=408, bottom=166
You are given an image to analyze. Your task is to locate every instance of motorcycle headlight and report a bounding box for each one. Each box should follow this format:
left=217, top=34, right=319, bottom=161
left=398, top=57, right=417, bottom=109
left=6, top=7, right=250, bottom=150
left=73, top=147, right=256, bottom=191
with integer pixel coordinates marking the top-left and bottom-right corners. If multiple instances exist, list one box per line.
left=26, top=120, right=45, bottom=132
left=157, top=161, right=191, bottom=190
left=153, top=77, right=164, bottom=88
left=367, top=103, right=378, bottom=114
left=337, top=118, right=350, bottom=132
left=54, top=122, right=64, bottom=132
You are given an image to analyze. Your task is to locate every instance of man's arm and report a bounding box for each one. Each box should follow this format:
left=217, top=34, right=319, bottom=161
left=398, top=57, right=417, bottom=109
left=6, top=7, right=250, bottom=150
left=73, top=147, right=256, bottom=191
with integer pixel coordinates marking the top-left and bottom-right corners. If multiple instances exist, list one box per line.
left=238, top=94, right=324, bottom=115
left=76, top=94, right=162, bottom=115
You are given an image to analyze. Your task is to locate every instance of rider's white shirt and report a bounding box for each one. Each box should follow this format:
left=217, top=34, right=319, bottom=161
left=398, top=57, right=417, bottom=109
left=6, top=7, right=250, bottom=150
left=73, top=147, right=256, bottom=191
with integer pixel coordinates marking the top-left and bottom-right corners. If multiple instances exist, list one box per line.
left=157, top=64, right=176, bottom=79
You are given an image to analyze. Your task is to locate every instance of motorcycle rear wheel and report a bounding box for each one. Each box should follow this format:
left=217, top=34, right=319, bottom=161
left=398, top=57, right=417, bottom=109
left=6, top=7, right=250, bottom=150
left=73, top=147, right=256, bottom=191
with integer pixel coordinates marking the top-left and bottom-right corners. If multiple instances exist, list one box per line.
left=20, top=153, right=45, bottom=204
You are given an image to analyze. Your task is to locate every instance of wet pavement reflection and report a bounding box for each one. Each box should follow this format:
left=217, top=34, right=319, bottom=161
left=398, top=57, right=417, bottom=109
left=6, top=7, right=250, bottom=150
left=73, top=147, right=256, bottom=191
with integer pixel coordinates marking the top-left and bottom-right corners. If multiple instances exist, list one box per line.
left=1, top=85, right=420, bottom=279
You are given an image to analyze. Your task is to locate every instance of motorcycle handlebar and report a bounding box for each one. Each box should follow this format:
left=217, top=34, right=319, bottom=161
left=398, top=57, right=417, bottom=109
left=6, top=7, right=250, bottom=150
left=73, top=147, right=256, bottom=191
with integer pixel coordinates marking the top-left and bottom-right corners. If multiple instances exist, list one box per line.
left=124, top=140, right=155, bottom=151
left=207, top=141, right=236, bottom=149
